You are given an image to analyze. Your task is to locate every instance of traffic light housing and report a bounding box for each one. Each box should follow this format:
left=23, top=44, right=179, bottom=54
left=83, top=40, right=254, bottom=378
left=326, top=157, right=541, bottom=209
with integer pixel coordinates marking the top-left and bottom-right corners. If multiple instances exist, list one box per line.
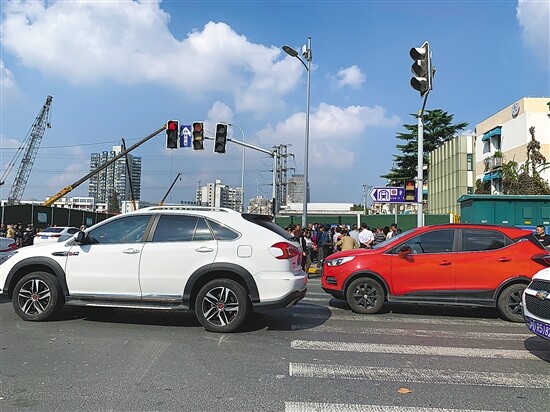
left=404, top=180, right=416, bottom=202
left=166, top=120, right=179, bottom=149
left=409, top=41, right=432, bottom=97
left=214, top=123, right=228, bottom=154
left=192, top=122, right=204, bottom=150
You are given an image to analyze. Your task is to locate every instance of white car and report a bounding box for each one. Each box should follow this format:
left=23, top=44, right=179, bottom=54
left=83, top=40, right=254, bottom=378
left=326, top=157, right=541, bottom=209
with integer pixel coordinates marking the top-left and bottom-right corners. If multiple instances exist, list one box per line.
left=34, top=226, right=80, bottom=245
left=0, top=237, right=17, bottom=264
left=522, top=267, right=550, bottom=341
left=0, top=206, right=307, bottom=332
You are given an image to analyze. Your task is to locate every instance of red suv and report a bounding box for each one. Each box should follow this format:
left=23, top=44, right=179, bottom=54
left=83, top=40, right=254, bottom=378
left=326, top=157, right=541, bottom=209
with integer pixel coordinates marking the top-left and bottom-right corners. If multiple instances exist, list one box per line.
left=321, top=224, right=550, bottom=322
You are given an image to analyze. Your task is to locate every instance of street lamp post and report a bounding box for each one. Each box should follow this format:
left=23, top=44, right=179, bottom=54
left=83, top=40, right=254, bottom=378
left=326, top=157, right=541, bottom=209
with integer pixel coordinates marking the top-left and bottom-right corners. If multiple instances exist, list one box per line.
left=283, top=37, right=312, bottom=228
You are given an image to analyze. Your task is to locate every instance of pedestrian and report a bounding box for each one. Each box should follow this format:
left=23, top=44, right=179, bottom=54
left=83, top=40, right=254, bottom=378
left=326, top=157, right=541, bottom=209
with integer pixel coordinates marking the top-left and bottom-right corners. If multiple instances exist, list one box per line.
left=358, top=223, right=374, bottom=248
left=6, top=224, right=15, bottom=239
left=373, top=227, right=386, bottom=245
left=534, top=225, right=550, bottom=247
left=336, top=229, right=358, bottom=251
left=386, top=223, right=401, bottom=239
left=0, top=223, right=6, bottom=237
left=349, top=224, right=360, bottom=245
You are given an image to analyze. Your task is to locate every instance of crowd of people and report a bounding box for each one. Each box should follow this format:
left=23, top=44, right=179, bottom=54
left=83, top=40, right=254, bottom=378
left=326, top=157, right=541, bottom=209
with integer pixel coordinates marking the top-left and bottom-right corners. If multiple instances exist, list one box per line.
left=284, top=222, right=402, bottom=273
left=0, top=223, right=37, bottom=247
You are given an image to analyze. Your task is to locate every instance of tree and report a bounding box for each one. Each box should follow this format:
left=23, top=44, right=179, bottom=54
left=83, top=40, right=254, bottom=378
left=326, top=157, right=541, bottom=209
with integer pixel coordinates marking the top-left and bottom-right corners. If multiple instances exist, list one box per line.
left=108, top=191, right=120, bottom=214
left=381, top=109, right=468, bottom=185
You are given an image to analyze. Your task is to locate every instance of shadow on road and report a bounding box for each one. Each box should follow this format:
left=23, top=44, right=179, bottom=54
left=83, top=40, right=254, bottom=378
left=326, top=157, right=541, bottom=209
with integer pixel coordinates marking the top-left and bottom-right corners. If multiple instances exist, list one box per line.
left=524, top=336, right=550, bottom=362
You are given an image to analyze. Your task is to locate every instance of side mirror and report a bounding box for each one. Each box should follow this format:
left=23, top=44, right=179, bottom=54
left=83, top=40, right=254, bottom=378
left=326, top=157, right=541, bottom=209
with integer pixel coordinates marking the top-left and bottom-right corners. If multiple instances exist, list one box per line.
left=398, top=245, right=411, bottom=258
left=75, top=231, right=86, bottom=244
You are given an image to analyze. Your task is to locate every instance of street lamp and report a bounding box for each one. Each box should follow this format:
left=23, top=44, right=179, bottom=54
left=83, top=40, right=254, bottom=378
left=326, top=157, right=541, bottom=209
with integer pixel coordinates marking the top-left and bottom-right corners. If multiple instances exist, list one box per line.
left=283, top=37, right=312, bottom=228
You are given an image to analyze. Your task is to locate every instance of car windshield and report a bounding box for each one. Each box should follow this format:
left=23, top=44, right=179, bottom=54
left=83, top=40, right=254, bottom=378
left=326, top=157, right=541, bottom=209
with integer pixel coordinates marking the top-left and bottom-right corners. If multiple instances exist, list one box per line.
left=371, top=228, right=414, bottom=249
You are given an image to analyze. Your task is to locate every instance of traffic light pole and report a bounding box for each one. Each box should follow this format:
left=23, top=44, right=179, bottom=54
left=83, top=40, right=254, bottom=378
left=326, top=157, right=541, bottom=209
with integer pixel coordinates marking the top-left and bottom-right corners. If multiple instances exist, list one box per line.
left=417, top=93, right=429, bottom=227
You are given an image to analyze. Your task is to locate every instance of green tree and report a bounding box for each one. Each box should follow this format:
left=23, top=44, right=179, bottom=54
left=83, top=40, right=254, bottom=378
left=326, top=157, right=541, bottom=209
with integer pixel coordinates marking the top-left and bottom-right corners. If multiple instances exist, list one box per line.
left=381, top=109, right=468, bottom=185
left=108, top=191, right=120, bottom=214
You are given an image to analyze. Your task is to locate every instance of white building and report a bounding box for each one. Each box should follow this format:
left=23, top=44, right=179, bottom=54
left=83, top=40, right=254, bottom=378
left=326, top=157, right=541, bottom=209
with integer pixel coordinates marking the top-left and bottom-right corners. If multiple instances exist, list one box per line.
left=196, top=179, right=243, bottom=211
left=475, top=97, right=550, bottom=194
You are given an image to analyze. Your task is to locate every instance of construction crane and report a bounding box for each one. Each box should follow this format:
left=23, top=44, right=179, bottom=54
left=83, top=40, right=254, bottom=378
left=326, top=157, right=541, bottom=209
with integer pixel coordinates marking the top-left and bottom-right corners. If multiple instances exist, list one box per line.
left=0, top=95, right=53, bottom=205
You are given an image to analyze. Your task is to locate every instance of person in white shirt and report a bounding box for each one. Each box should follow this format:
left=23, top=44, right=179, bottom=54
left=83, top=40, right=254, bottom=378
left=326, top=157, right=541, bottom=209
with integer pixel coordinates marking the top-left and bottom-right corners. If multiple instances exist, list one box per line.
left=386, top=223, right=400, bottom=240
left=358, top=223, right=374, bottom=248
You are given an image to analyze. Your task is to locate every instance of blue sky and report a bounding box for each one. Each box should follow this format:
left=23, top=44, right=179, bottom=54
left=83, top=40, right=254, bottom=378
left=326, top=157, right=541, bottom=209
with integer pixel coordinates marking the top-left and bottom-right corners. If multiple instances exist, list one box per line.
left=1, top=0, right=548, bottom=205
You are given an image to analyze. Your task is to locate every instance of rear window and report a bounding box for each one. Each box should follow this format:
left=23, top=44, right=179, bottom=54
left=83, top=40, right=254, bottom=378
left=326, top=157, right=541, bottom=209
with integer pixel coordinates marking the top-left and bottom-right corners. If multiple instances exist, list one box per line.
left=41, top=228, right=64, bottom=234
left=243, top=214, right=292, bottom=239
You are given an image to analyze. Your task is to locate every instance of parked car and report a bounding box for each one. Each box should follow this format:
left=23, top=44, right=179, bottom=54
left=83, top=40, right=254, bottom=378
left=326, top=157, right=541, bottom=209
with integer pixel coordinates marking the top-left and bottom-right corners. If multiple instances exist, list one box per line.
left=0, top=237, right=17, bottom=264
left=522, top=268, right=550, bottom=340
left=321, top=223, right=550, bottom=322
left=33, top=226, right=80, bottom=245
left=0, top=206, right=307, bottom=332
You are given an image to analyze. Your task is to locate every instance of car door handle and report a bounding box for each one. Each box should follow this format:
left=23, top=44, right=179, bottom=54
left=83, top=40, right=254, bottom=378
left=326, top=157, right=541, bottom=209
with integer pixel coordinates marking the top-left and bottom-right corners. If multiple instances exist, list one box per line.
left=195, top=247, right=214, bottom=253
left=439, top=260, right=452, bottom=266
left=498, top=257, right=511, bottom=262
left=123, top=248, right=140, bottom=254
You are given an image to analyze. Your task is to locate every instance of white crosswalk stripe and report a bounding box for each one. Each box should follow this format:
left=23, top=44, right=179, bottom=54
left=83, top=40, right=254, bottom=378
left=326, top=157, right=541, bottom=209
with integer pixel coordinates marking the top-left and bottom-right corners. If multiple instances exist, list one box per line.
left=285, top=286, right=548, bottom=411
left=285, top=402, right=499, bottom=412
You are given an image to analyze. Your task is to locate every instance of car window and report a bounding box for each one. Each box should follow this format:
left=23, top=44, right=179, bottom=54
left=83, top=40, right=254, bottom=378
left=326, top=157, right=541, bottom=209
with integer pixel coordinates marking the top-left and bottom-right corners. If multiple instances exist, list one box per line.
left=152, top=215, right=203, bottom=242
left=194, top=218, right=214, bottom=241
left=403, top=229, right=455, bottom=254
left=88, top=215, right=151, bottom=244
left=68, top=228, right=79, bottom=234
left=207, top=219, right=239, bottom=240
left=41, top=227, right=64, bottom=234
left=462, top=229, right=509, bottom=251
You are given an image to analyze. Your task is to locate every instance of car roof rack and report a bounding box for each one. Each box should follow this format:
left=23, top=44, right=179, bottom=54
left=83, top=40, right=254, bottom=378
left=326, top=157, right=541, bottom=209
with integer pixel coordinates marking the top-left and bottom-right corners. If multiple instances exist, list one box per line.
left=141, top=205, right=237, bottom=213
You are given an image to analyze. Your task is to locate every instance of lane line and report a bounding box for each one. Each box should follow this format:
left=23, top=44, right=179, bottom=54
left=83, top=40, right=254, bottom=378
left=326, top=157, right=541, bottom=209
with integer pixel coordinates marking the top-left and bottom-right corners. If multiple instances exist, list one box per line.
left=291, top=340, right=549, bottom=360
left=288, top=362, right=550, bottom=388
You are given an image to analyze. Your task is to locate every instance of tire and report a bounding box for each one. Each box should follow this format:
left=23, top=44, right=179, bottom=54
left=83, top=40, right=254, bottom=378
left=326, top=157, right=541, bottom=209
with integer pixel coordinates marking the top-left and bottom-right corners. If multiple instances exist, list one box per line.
left=12, top=272, right=62, bottom=321
left=497, top=283, right=526, bottom=323
left=195, top=279, right=250, bottom=333
left=346, top=277, right=384, bottom=314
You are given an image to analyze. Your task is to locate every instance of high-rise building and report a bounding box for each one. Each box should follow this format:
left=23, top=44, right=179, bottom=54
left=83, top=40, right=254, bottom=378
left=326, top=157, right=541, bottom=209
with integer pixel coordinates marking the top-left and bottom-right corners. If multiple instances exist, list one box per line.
left=196, top=179, right=242, bottom=211
left=88, top=145, right=142, bottom=205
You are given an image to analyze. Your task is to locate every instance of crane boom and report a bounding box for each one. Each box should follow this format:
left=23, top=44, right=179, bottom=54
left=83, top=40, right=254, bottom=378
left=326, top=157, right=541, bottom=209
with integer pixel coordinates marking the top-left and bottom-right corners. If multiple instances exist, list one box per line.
left=6, top=95, right=53, bottom=205
left=43, top=125, right=167, bottom=206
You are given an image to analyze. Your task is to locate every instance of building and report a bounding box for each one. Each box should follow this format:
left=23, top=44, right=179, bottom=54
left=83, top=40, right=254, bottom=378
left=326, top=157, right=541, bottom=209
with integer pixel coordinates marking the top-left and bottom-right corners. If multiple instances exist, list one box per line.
left=427, top=97, right=549, bottom=215
left=196, top=179, right=243, bottom=211
left=88, top=145, right=142, bottom=206
left=475, top=97, right=550, bottom=194
left=427, top=134, right=475, bottom=215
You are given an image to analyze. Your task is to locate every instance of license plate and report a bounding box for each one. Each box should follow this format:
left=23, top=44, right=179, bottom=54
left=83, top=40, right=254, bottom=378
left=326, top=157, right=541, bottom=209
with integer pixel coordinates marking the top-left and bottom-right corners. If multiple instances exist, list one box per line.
left=527, top=318, right=550, bottom=340
left=41, top=236, right=48, bottom=239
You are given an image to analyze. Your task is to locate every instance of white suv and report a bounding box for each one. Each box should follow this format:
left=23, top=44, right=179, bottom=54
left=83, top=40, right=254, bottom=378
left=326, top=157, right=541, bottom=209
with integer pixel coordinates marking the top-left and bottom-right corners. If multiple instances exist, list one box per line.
left=522, top=267, right=550, bottom=341
left=0, top=206, right=307, bottom=332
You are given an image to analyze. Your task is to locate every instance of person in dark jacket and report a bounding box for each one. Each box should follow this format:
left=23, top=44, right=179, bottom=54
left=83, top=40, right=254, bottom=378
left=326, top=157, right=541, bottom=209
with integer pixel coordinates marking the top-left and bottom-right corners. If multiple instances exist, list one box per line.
left=535, top=225, right=550, bottom=247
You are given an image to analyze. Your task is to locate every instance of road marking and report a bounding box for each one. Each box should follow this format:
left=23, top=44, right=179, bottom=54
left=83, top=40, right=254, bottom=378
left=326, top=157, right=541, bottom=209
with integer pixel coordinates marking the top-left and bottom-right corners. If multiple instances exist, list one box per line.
left=291, top=340, right=549, bottom=360
left=291, top=310, right=525, bottom=327
left=285, top=402, right=500, bottom=412
left=302, top=297, right=332, bottom=302
left=290, top=323, right=532, bottom=340
left=289, top=362, right=550, bottom=388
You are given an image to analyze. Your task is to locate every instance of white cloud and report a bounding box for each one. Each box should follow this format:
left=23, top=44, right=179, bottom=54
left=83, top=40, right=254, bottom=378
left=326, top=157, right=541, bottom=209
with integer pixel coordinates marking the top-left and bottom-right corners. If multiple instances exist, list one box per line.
left=330, top=65, right=366, bottom=89
left=517, top=0, right=550, bottom=70
left=256, top=102, right=401, bottom=170
left=1, top=1, right=301, bottom=116
left=0, top=61, right=21, bottom=105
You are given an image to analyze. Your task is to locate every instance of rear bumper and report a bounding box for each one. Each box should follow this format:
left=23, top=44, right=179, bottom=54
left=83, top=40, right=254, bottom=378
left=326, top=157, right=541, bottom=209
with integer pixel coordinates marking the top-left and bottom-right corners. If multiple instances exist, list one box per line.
left=253, top=287, right=307, bottom=311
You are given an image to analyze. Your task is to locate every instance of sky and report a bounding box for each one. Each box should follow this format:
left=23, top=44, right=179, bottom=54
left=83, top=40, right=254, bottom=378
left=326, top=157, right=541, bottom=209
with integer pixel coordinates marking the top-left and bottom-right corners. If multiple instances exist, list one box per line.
left=0, top=0, right=549, bottom=206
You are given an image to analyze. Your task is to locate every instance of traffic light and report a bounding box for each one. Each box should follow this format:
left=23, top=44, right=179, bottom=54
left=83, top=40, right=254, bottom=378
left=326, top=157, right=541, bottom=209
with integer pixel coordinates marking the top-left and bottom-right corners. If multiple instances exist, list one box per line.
left=404, top=180, right=416, bottom=202
left=192, top=122, right=204, bottom=150
left=214, top=123, right=228, bottom=154
left=409, top=41, right=432, bottom=97
left=166, top=120, right=179, bottom=149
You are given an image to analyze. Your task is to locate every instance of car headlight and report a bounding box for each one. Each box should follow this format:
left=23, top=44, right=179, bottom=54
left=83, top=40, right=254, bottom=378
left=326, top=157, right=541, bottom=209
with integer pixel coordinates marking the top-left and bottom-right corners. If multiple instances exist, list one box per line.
left=326, top=256, right=355, bottom=267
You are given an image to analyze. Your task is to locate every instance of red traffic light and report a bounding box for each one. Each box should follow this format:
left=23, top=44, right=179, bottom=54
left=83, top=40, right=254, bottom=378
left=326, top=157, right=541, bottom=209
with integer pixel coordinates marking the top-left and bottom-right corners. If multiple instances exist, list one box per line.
left=167, top=120, right=178, bottom=131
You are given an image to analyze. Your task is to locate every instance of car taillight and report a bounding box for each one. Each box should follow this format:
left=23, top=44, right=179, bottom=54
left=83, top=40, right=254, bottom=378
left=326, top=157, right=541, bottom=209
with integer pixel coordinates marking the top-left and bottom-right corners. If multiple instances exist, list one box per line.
left=532, top=253, right=550, bottom=267
left=51, top=234, right=61, bottom=238
left=1, top=243, right=17, bottom=252
left=270, top=242, right=300, bottom=260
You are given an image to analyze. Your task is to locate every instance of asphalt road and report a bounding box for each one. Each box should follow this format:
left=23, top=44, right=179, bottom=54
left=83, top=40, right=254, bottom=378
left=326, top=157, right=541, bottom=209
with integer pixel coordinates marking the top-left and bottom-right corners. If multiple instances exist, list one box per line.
left=1, top=276, right=549, bottom=412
